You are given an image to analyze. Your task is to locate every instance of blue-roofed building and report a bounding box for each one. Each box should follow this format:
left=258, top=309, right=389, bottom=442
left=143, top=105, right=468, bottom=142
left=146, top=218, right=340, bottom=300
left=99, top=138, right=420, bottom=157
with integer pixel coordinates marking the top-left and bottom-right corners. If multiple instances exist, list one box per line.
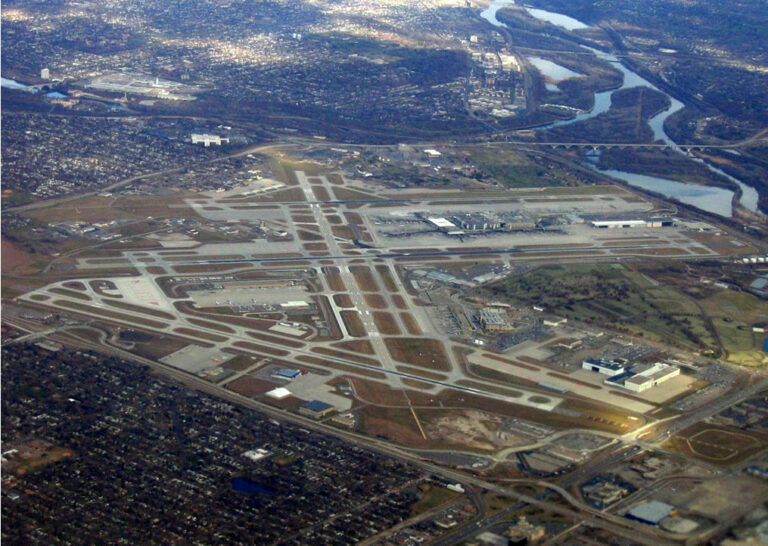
left=273, top=368, right=301, bottom=380
left=582, top=358, right=626, bottom=376
left=299, top=400, right=335, bottom=419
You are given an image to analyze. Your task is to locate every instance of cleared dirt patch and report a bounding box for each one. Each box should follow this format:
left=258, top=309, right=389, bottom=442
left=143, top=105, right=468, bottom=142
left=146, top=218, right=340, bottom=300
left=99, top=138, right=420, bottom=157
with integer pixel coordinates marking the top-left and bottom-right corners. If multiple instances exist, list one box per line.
left=331, top=339, right=375, bottom=354
left=340, top=310, right=367, bottom=337
left=325, top=214, right=343, bottom=225
left=227, top=376, right=275, bottom=397
left=392, top=295, right=408, bottom=310
left=185, top=317, right=236, bottom=334
left=49, top=287, right=92, bottom=301
left=297, top=355, right=386, bottom=379
left=333, top=294, right=354, bottom=308
left=297, top=229, right=323, bottom=241
left=303, top=242, right=328, bottom=251
left=313, top=186, right=331, bottom=201
left=373, top=312, right=401, bottom=335
left=384, top=337, right=450, bottom=371
left=174, top=327, right=227, bottom=342
left=364, top=294, right=387, bottom=309
left=375, top=265, right=399, bottom=292
left=247, top=330, right=305, bottom=348
left=350, top=265, right=379, bottom=292
left=331, top=225, right=356, bottom=240
left=401, top=313, right=422, bottom=335
left=312, top=347, right=380, bottom=367
left=53, top=299, right=168, bottom=329
left=344, top=211, right=363, bottom=224
left=232, top=340, right=291, bottom=357
left=324, top=267, right=346, bottom=292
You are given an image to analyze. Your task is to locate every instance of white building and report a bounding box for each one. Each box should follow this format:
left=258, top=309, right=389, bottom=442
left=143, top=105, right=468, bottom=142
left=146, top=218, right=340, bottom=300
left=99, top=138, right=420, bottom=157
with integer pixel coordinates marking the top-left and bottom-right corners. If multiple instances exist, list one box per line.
left=583, top=358, right=626, bottom=376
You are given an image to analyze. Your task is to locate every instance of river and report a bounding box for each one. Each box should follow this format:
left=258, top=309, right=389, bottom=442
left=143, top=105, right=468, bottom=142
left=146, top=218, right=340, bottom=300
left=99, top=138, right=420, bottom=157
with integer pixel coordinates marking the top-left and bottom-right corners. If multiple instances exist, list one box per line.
left=480, top=0, right=761, bottom=217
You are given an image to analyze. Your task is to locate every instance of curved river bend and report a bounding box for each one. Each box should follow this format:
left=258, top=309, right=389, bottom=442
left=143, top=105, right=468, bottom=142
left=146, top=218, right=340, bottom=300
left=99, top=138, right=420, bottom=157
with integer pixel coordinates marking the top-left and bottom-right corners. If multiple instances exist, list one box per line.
left=480, top=0, right=760, bottom=217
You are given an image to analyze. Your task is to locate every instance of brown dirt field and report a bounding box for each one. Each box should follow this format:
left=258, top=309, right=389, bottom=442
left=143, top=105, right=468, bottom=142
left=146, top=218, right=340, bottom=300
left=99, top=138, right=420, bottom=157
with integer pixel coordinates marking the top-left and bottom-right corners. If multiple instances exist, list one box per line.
left=358, top=407, right=428, bottom=448
left=312, top=347, right=380, bottom=367
left=49, top=287, right=92, bottom=301
left=331, top=339, right=375, bottom=354
left=344, top=212, right=363, bottom=224
left=375, top=265, right=399, bottom=292
left=331, top=225, right=356, bottom=240
left=313, top=186, right=331, bottom=201
left=221, top=354, right=259, bottom=372
left=350, top=265, right=379, bottom=292
left=325, top=214, right=343, bottom=225
left=664, top=423, right=767, bottom=465
left=292, top=214, right=316, bottom=223
left=323, top=267, right=346, bottom=292
left=333, top=294, right=354, bottom=308
left=247, top=330, right=305, bottom=348
left=1, top=239, right=39, bottom=275
left=185, top=317, right=236, bottom=334
left=401, top=379, right=436, bottom=390
left=392, top=295, right=408, bottom=310
left=297, top=356, right=386, bottom=379
left=332, top=187, right=379, bottom=201
left=103, top=299, right=176, bottom=320
left=146, top=266, right=167, bottom=275
left=400, top=313, right=422, bottom=335
left=482, top=353, right=539, bottom=371
left=173, top=263, right=253, bottom=273
left=232, top=341, right=291, bottom=357
left=297, top=229, right=323, bottom=241
left=340, top=310, right=367, bottom=337
left=174, top=327, right=227, bottom=342
left=129, top=336, right=194, bottom=360
left=351, top=378, right=409, bottom=406
left=396, top=366, right=447, bottom=381
left=327, top=174, right=344, bottom=186
left=53, top=299, right=169, bottom=329
left=384, top=337, right=450, bottom=371
left=364, top=294, right=388, bottom=309
left=373, top=312, right=401, bottom=335
left=303, top=242, right=328, bottom=251
left=227, top=376, right=275, bottom=398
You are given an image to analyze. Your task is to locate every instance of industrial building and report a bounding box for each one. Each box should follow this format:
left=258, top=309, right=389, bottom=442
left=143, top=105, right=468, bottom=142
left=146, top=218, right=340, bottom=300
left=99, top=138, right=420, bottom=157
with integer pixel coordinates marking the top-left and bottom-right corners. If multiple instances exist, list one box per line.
left=605, top=362, right=680, bottom=392
left=273, top=368, right=301, bottom=380
left=478, top=308, right=515, bottom=333
left=582, top=358, right=626, bottom=376
left=626, top=501, right=676, bottom=525
left=591, top=218, right=674, bottom=229
left=299, top=400, right=335, bottom=419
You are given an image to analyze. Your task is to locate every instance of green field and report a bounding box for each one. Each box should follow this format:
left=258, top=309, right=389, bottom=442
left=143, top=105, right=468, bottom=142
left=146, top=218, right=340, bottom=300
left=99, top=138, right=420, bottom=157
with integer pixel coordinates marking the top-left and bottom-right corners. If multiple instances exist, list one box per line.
left=481, top=263, right=766, bottom=361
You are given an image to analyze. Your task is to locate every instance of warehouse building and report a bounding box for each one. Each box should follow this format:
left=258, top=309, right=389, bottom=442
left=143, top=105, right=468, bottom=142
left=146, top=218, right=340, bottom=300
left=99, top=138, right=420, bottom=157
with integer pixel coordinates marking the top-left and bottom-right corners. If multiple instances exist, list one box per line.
left=478, top=308, right=515, bottom=333
left=582, top=358, right=626, bottom=376
left=605, top=362, right=680, bottom=392
left=299, top=400, right=335, bottom=419
left=626, top=501, right=676, bottom=525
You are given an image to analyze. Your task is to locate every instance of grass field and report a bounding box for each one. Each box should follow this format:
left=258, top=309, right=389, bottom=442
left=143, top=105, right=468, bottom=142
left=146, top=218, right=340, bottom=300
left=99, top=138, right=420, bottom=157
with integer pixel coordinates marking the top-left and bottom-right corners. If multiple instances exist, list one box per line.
left=384, top=337, right=450, bottom=371
left=664, top=423, right=767, bottom=465
left=481, top=263, right=761, bottom=358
